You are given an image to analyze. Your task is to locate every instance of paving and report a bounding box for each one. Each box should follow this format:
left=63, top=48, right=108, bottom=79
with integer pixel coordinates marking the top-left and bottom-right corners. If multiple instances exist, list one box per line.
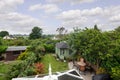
left=68, top=61, right=94, bottom=80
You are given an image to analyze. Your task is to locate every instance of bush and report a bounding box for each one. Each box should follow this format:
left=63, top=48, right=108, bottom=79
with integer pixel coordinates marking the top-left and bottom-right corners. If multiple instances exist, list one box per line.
left=111, top=66, right=120, bottom=80
left=44, top=44, right=54, bottom=53
left=17, top=50, right=29, bottom=60
left=34, top=62, right=44, bottom=74
left=0, top=46, right=7, bottom=54
left=96, top=67, right=107, bottom=74
left=6, top=52, right=37, bottom=80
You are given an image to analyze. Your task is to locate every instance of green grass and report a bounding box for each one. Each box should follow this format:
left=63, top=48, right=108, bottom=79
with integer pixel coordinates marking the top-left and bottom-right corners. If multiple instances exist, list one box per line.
left=0, top=62, right=10, bottom=80
left=0, top=61, right=18, bottom=80
left=0, top=54, right=68, bottom=79
left=41, top=54, right=68, bottom=73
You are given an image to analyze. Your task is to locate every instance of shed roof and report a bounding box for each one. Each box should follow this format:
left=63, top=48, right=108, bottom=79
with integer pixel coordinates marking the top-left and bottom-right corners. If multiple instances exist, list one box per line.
left=6, top=46, right=27, bottom=51
left=56, top=42, right=69, bottom=49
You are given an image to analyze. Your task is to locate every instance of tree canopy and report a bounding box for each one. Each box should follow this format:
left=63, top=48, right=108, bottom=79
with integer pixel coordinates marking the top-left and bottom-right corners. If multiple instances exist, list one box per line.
left=29, top=27, right=42, bottom=39
left=67, top=26, right=120, bottom=79
left=0, top=31, right=9, bottom=38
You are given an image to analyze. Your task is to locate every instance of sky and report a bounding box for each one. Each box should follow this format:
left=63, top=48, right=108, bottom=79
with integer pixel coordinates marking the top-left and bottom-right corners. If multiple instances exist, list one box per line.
left=0, top=0, right=120, bottom=35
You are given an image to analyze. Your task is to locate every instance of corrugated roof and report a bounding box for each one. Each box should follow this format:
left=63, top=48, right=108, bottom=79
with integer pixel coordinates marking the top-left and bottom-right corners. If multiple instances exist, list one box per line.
left=6, top=46, right=27, bottom=51
left=56, top=42, right=69, bottom=48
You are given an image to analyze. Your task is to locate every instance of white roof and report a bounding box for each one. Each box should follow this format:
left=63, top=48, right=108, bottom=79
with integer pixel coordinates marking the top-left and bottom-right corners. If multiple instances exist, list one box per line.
left=12, top=69, right=84, bottom=80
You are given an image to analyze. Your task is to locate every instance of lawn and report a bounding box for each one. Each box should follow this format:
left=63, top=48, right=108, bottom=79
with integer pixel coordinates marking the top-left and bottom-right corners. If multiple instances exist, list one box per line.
left=0, top=62, right=10, bottom=80
left=0, top=54, right=68, bottom=80
left=41, top=54, right=68, bottom=73
left=0, top=61, right=18, bottom=80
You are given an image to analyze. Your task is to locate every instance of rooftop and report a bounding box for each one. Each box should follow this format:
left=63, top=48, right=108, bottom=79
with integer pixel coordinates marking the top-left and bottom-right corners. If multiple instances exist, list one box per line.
left=6, top=46, right=27, bottom=51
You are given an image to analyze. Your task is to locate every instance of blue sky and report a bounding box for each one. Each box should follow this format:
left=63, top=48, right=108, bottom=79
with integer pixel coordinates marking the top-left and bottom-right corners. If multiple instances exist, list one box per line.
left=0, top=0, right=120, bottom=34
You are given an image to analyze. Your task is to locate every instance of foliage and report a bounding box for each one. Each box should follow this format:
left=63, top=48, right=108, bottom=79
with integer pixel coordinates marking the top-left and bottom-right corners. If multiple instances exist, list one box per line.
left=29, top=26, right=42, bottom=39
left=44, top=42, right=55, bottom=53
left=34, top=62, right=44, bottom=74
left=111, top=66, right=120, bottom=80
left=6, top=52, right=37, bottom=80
left=0, top=46, right=7, bottom=55
left=0, top=31, right=9, bottom=38
left=0, top=37, right=2, bottom=45
left=56, top=27, right=67, bottom=39
left=96, top=67, right=107, bottom=74
left=0, top=38, right=7, bottom=58
left=28, top=39, right=45, bottom=61
left=17, top=50, right=30, bottom=60
left=0, top=61, right=18, bottom=80
left=67, top=28, right=110, bottom=71
left=67, top=26, right=120, bottom=79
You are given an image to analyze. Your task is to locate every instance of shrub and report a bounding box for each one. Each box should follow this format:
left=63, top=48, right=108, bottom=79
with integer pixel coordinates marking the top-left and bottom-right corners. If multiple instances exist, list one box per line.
left=17, top=50, right=29, bottom=60
left=111, top=66, right=120, bottom=80
left=6, top=52, right=37, bottom=80
left=96, top=67, right=107, bottom=74
left=34, top=62, right=44, bottom=74
left=0, top=46, right=7, bottom=54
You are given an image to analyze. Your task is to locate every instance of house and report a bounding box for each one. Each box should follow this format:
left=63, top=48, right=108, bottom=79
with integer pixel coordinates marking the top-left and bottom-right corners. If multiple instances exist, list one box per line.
left=3, top=35, right=16, bottom=40
left=4, top=46, right=27, bottom=61
left=56, top=41, right=71, bottom=60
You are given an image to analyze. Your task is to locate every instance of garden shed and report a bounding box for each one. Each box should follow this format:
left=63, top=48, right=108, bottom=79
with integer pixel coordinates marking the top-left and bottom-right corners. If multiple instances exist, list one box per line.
left=55, top=42, right=70, bottom=60
left=4, top=46, right=27, bottom=61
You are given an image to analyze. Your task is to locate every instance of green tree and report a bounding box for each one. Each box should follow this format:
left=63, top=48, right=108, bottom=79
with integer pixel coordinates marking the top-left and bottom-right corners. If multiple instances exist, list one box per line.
left=67, top=28, right=110, bottom=71
left=29, top=27, right=42, bottom=39
left=56, top=27, right=67, bottom=39
left=94, top=24, right=100, bottom=31
left=0, top=38, right=7, bottom=58
left=0, top=31, right=9, bottom=37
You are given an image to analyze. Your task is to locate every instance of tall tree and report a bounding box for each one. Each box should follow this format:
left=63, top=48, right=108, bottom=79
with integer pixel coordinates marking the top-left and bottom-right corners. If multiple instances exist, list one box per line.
left=56, top=27, right=67, bottom=39
left=115, top=26, right=120, bottom=32
left=94, top=24, right=100, bottom=31
left=0, top=31, right=9, bottom=37
left=29, top=27, right=42, bottom=39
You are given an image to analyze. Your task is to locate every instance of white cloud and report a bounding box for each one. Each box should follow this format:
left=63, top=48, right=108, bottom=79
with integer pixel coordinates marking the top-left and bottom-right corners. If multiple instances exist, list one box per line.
left=57, top=10, right=81, bottom=20
left=0, top=12, right=43, bottom=34
left=57, top=10, right=88, bottom=28
left=0, top=0, right=24, bottom=13
left=70, top=0, right=94, bottom=5
left=46, top=0, right=65, bottom=3
left=57, top=6, right=120, bottom=31
left=46, top=0, right=95, bottom=4
left=29, top=3, right=60, bottom=13
left=81, top=7, right=103, bottom=16
left=109, top=14, right=120, bottom=22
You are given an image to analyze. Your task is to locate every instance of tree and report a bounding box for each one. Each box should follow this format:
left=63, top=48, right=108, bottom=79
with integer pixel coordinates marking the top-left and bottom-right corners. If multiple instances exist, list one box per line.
left=94, top=24, right=100, bottom=31
left=0, top=31, right=9, bottom=37
left=0, top=38, right=7, bottom=58
left=56, top=27, right=67, bottom=39
left=29, top=27, right=42, bottom=39
left=67, top=28, right=110, bottom=71
left=115, top=26, right=120, bottom=32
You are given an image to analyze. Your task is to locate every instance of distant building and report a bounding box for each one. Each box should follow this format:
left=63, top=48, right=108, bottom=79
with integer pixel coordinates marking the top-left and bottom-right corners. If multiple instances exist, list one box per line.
left=3, top=35, right=16, bottom=40
left=4, top=46, right=27, bottom=61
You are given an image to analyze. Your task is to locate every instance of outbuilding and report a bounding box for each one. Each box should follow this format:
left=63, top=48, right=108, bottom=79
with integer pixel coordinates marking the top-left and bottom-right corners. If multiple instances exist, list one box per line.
left=4, top=46, right=27, bottom=61
left=55, top=42, right=70, bottom=60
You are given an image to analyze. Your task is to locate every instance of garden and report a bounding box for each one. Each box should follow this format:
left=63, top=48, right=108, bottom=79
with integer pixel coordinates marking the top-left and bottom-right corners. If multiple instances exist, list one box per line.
left=0, top=26, right=120, bottom=80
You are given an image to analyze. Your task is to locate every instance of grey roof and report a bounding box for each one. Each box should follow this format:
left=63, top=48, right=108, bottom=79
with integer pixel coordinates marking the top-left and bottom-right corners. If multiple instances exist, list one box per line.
left=6, top=46, right=27, bottom=51
left=56, top=42, right=69, bottom=49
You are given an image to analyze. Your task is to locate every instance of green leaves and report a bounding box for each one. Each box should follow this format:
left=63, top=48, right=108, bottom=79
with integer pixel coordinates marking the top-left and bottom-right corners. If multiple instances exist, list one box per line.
left=29, top=26, right=42, bottom=39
